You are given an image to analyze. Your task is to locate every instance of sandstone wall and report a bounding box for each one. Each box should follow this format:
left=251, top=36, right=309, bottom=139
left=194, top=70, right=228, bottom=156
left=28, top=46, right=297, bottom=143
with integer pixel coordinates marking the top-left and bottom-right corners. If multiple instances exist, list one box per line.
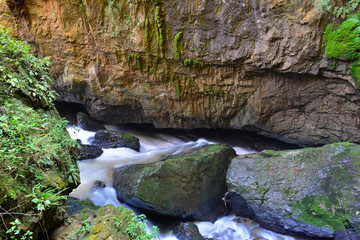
left=2, top=0, right=359, bottom=146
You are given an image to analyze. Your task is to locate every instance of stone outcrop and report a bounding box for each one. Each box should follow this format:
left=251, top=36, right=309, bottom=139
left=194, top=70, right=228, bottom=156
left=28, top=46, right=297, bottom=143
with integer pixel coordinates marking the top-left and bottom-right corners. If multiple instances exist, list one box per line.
left=90, top=130, right=140, bottom=151
left=52, top=204, right=136, bottom=240
left=113, top=144, right=236, bottom=221
left=77, top=144, right=104, bottom=160
left=1, top=0, right=360, bottom=146
left=76, top=112, right=105, bottom=131
left=226, top=142, right=360, bottom=239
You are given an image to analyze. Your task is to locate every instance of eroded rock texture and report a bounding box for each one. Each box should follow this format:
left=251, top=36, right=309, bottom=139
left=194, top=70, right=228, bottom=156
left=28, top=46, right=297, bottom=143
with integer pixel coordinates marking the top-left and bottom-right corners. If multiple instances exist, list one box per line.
left=226, top=143, right=360, bottom=238
left=1, top=0, right=359, bottom=145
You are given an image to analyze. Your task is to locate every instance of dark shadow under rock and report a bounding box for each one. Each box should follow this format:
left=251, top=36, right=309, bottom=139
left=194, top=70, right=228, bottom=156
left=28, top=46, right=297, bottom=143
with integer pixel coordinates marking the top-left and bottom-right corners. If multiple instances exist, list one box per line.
left=76, top=112, right=105, bottom=131
left=90, top=130, right=140, bottom=151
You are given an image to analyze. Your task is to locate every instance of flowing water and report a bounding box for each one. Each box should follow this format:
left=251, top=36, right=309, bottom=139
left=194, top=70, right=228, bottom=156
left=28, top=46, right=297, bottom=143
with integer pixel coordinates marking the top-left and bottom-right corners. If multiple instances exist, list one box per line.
left=67, top=125, right=297, bottom=240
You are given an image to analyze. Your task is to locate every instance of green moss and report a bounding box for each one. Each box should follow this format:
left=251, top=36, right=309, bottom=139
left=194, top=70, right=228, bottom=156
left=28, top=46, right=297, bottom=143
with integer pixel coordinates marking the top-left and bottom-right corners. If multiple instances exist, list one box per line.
left=334, top=142, right=354, bottom=146
left=174, top=32, right=184, bottom=59
left=262, top=150, right=277, bottom=155
left=290, top=195, right=349, bottom=231
left=323, top=13, right=360, bottom=85
left=183, top=58, right=204, bottom=67
left=77, top=0, right=89, bottom=25
left=144, top=17, right=152, bottom=50
left=331, top=165, right=348, bottom=180
left=154, top=6, right=167, bottom=57
left=351, top=59, right=360, bottom=86
left=175, top=82, right=180, bottom=97
left=356, top=160, right=360, bottom=168
left=207, top=144, right=223, bottom=151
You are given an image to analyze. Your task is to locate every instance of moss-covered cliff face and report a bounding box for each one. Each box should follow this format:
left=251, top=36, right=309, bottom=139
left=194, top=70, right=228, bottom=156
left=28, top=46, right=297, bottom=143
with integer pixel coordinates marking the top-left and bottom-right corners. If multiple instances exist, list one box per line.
left=1, top=0, right=360, bottom=146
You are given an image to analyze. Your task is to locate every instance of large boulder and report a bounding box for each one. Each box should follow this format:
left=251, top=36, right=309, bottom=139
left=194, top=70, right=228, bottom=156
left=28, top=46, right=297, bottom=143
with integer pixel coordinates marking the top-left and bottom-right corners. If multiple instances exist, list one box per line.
left=114, top=144, right=236, bottom=221
left=76, top=112, right=105, bottom=131
left=52, top=204, right=136, bottom=240
left=226, top=142, right=360, bottom=239
left=90, top=130, right=140, bottom=151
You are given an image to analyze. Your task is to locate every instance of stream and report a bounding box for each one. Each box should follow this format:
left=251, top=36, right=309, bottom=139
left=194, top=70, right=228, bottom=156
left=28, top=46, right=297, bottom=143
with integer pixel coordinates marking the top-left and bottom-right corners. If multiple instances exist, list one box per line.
left=67, top=125, right=298, bottom=240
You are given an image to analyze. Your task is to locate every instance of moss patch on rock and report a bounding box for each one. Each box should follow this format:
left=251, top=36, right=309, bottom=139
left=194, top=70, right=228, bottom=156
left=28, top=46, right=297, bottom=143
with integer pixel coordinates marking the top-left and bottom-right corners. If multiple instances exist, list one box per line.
left=52, top=205, right=137, bottom=240
left=114, top=144, right=236, bottom=221
left=291, top=195, right=350, bottom=232
left=323, top=13, right=360, bottom=85
left=227, top=142, right=360, bottom=238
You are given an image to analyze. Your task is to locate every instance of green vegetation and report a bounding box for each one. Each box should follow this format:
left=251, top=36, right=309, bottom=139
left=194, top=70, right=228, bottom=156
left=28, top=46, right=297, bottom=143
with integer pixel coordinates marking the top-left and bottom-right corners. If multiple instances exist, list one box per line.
left=183, top=58, right=204, bottom=67
left=144, top=17, right=152, bottom=50
left=0, top=26, right=79, bottom=238
left=323, top=13, right=360, bottom=85
left=126, top=214, right=160, bottom=240
left=314, top=0, right=360, bottom=18
left=174, top=32, right=183, bottom=59
left=154, top=6, right=166, bottom=57
left=134, top=53, right=141, bottom=70
left=291, top=195, right=349, bottom=231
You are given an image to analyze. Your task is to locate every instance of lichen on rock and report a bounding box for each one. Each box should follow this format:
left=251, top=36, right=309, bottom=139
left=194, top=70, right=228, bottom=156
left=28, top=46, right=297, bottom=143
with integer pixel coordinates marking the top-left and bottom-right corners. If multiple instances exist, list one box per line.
left=52, top=204, right=137, bottom=240
left=226, top=142, right=360, bottom=238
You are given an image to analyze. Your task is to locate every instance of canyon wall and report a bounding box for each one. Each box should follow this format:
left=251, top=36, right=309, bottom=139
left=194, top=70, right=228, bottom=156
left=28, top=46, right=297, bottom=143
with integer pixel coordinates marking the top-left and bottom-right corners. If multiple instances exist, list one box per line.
left=1, top=0, right=359, bottom=146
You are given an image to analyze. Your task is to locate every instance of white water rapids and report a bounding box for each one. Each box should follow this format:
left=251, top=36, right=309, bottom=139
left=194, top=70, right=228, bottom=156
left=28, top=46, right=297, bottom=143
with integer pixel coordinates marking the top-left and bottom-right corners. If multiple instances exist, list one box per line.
left=66, top=126, right=296, bottom=240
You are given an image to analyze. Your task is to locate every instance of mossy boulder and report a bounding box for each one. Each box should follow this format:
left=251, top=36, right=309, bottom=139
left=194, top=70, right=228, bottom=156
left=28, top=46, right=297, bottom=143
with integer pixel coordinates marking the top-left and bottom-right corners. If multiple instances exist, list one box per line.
left=226, top=143, right=360, bottom=239
left=90, top=130, right=140, bottom=151
left=52, top=204, right=136, bottom=240
left=113, top=144, right=236, bottom=221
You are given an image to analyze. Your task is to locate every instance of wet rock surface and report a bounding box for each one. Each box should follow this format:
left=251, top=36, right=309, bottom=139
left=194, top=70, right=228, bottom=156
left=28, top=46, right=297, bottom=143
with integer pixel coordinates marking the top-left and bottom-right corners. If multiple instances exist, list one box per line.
left=226, top=143, right=360, bottom=239
left=52, top=204, right=136, bottom=240
left=173, top=222, right=206, bottom=240
left=77, top=144, right=103, bottom=160
left=113, top=144, right=236, bottom=221
left=90, top=130, right=140, bottom=151
left=2, top=0, right=360, bottom=146
left=76, top=112, right=105, bottom=131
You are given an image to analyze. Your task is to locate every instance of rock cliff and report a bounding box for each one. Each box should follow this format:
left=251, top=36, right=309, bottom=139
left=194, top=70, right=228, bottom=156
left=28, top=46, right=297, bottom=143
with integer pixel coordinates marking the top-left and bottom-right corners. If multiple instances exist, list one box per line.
left=1, top=0, right=359, bottom=146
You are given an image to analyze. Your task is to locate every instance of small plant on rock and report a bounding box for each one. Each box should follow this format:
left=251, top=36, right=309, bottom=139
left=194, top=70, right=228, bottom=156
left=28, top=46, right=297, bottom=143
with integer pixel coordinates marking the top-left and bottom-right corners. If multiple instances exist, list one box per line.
left=126, top=214, right=160, bottom=240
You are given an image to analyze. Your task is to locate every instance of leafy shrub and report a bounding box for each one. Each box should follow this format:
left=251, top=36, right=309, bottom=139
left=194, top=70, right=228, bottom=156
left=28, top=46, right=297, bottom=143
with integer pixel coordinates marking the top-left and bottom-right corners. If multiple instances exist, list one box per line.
left=0, top=26, right=79, bottom=239
left=126, top=214, right=160, bottom=240
left=0, top=27, right=55, bottom=107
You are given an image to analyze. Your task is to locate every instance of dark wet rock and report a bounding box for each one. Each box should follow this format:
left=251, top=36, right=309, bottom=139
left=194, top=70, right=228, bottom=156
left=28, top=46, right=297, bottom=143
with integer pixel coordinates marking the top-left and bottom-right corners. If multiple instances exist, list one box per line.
left=66, top=197, right=99, bottom=217
left=114, top=144, right=236, bottom=221
left=77, top=144, right=103, bottom=160
left=226, top=142, right=360, bottom=239
left=76, top=112, right=105, bottom=131
left=173, top=222, right=206, bottom=240
left=90, top=130, right=140, bottom=151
